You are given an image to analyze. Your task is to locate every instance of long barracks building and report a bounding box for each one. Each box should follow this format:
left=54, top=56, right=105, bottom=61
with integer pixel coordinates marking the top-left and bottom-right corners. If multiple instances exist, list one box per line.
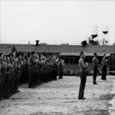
left=0, top=43, right=115, bottom=75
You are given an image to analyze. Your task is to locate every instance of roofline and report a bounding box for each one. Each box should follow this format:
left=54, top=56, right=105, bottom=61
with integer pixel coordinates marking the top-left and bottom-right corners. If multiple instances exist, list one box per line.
left=0, top=43, right=114, bottom=47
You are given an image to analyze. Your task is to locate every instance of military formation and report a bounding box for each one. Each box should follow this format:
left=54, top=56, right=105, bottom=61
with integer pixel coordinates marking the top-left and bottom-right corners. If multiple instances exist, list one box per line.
left=0, top=47, right=109, bottom=101
left=0, top=51, right=64, bottom=99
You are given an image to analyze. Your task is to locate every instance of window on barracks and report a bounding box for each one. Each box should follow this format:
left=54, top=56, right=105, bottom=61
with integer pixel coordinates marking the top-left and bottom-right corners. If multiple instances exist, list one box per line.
left=64, top=57, right=69, bottom=64
left=70, top=57, right=74, bottom=64
left=61, top=57, right=64, bottom=60
left=62, top=57, right=77, bottom=64
left=86, top=56, right=93, bottom=63
left=98, top=56, right=102, bottom=64
left=75, top=57, right=79, bottom=64
left=110, top=54, right=115, bottom=64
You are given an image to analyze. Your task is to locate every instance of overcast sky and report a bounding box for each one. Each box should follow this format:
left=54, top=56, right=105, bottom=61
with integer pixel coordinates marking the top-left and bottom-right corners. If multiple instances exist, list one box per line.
left=0, top=0, right=115, bottom=45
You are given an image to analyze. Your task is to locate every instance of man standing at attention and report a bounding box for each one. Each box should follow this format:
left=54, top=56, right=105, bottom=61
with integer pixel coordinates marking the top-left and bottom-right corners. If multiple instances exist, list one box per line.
left=92, top=52, right=99, bottom=85
left=101, top=54, right=108, bottom=80
left=78, top=51, right=88, bottom=100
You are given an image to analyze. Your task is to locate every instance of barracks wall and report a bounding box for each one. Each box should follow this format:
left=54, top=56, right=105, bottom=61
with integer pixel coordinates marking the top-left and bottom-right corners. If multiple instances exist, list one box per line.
left=0, top=44, right=115, bottom=75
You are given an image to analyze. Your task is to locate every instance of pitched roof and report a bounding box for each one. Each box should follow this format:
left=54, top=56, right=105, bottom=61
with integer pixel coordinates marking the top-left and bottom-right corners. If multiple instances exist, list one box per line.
left=59, top=52, right=110, bottom=56
left=0, top=44, right=115, bottom=55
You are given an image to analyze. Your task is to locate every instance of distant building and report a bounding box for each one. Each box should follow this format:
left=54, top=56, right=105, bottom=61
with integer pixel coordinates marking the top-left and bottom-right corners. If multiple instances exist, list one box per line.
left=0, top=44, right=115, bottom=75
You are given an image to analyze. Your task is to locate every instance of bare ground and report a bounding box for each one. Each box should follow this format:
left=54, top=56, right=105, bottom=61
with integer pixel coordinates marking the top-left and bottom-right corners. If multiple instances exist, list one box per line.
left=0, top=75, right=115, bottom=115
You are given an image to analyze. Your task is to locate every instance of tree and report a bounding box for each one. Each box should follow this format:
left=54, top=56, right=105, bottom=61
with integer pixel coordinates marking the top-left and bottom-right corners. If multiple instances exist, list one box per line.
left=113, top=43, right=115, bottom=46
left=89, top=39, right=99, bottom=45
left=40, top=43, right=47, bottom=45
left=60, top=43, right=69, bottom=45
left=81, top=40, right=88, bottom=47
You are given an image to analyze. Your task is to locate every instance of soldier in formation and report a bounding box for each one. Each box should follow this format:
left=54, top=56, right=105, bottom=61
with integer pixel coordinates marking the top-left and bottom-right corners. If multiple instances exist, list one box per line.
left=92, top=52, right=99, bottom=85
left=0, top=51, right=64, bottom=99
left=28, top=51, right=40, bottom=88
left=0, top=53, right=21, bottom=99
left=22, top=52, right=64, bottom=88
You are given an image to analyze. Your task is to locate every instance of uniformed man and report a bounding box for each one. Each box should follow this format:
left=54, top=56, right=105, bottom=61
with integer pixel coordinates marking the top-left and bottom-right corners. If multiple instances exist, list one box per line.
left=92, top=52, right=99, bottom=85
left=101, top=54, right=108, bottom=80
left=1, top=55, right=9, bottom=98
left=78, top=51, right=88, bottom=100
left=0, top=55, right=3, bottom=98
left=58, top=58, right=64, bottom=79
left=28, top=51, right=39, bottom=88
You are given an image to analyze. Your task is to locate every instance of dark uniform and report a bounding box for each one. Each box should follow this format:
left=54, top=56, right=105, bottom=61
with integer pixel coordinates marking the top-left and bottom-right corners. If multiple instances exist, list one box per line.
left=92, top=54, right=98, bottom=85
left=101, top=55, right=108, bottom=80
left=78, top=53, right=88, bottom=100
left=58, top=59, right=64, bottom=79
left=0, top=54, right=20, bottom=99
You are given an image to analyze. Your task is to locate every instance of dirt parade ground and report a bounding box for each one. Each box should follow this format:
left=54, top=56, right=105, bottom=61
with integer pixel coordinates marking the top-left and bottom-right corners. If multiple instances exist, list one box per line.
left=0, top=75, right=115, bottom=115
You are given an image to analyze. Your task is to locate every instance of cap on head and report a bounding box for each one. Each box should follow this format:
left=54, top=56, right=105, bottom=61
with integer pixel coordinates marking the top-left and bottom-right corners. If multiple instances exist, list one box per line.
left=80, top=51, right=84, bottom=56
left=31, top=51, right=35, bottom=55
left=94, top=52, right=97, bottom=56
left=103, top=54, right=106, bottom=57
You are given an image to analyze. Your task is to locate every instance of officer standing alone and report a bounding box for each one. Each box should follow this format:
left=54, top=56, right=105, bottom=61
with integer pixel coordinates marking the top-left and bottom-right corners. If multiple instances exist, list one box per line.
left=101, top=54, right=108, bottom=80
left=78, top=51, right=88, bottom=100
left=92, top=52, right=99, bottom=85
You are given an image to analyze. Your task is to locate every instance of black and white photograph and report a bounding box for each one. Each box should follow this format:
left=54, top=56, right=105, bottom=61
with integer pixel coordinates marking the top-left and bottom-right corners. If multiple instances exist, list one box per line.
left=0, top=0, right=115, bottom=115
